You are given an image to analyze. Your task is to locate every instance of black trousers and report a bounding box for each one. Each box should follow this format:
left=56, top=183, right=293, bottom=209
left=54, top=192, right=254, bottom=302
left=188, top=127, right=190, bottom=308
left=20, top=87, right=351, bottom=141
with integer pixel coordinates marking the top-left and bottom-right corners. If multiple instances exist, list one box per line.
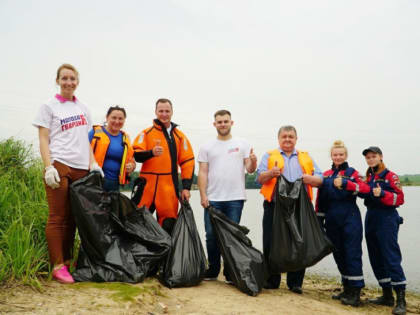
left=263, top=200, right=306, bottom=289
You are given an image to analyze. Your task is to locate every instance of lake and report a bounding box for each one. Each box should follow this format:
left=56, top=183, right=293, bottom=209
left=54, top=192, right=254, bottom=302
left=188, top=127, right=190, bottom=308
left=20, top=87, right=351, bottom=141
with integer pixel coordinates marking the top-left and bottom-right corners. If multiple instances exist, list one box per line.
left=125, top=186, right=420, bottom=292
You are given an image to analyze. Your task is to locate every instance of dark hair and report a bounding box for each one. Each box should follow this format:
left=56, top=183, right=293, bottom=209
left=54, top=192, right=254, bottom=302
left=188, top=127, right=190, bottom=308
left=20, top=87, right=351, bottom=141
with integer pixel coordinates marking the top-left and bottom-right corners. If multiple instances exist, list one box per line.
left=56, top=63, right=79, bottom=82
left=155, top=98, right=173, bottom=109
left=106, top=105, right=126, bottom=118
left=278, top=125, right=297, bottom=137
left=214, top=109, right=231, bottom=119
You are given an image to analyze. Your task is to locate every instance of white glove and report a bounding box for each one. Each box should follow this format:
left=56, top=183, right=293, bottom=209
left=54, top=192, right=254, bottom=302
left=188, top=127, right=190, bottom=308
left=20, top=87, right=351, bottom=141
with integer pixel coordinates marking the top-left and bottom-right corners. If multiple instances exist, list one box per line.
left=45, top=165, right=60, bottom=189
left=90, top=162, right=104, bottom=177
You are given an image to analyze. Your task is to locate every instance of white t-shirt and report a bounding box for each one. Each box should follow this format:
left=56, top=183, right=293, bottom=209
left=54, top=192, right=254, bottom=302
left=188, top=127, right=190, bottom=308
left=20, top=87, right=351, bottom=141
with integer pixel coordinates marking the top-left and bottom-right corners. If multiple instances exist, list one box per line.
left=197, top=137, right=251, bottom=201
left=32, top=95, right=92, bottom=169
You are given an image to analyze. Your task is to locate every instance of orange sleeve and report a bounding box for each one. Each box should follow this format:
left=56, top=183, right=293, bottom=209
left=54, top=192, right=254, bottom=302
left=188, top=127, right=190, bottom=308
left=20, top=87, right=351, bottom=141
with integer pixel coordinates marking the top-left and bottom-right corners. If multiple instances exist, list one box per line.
left=133, top=131, right=148, bottom=151
left=132, top=130, right=154, bottom=163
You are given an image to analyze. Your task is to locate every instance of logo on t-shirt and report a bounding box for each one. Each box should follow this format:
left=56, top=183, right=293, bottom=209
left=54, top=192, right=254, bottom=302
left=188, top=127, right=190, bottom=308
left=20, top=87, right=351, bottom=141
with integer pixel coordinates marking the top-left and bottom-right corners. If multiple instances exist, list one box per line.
left=60, top=114, right=87, bottom=131
left=228, top=147, right=239, bottom=154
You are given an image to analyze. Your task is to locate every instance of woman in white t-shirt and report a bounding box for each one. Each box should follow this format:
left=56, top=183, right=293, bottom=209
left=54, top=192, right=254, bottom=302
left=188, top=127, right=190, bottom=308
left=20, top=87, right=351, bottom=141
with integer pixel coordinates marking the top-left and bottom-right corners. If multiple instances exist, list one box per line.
left=33, top=64, right=103, bottom=284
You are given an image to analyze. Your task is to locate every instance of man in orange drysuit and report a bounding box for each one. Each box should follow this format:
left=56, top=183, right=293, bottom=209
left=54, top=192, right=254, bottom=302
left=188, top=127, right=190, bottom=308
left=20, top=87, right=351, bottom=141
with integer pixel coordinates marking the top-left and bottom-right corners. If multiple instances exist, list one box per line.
left=132, top=98, right=195, bottom=234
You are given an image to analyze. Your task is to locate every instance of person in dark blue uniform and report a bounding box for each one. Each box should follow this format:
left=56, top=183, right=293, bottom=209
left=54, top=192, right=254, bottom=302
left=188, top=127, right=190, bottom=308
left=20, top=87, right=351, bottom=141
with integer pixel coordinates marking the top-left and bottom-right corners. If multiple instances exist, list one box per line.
left=360, top=146, right=406, bottom=315
left=316, top=140, right=370, bottom=306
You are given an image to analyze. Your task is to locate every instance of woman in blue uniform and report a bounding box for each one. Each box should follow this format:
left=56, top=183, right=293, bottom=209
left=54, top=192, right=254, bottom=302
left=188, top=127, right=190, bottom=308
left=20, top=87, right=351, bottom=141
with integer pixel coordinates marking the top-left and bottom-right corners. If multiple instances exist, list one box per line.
left=360, top=146, right=406, bottom=315
left=316, top=140, right=369, bottom=306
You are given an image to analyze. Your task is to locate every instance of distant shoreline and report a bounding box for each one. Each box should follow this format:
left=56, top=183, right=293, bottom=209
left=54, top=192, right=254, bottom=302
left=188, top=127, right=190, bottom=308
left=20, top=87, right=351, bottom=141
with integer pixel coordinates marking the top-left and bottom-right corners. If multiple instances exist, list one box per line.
left=122, top=172, right=420, bottom=192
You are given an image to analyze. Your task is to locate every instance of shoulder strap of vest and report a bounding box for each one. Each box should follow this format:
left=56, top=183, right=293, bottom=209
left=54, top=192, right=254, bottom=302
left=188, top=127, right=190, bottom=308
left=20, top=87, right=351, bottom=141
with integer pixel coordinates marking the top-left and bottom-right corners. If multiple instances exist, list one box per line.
left=119, top=129, right=128, bottom=142
left=91, top=126, right=105, bottom=154
left=297, top=150, right=310, bottom=158
left=268, top=149, right=280, bottom=156
left=93, top=125, right=104, bottom=133
left=297, top=151, right=314, bottom=173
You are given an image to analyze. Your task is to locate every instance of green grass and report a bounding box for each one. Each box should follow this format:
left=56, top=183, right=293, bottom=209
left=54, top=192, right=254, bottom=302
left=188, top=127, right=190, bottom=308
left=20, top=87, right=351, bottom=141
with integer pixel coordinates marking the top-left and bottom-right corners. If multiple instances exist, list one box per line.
left=72, top=281, right=164, bottom=302
left=0, top=138, right=49, bottom=287
left=73, top=283, right=143, bottom=302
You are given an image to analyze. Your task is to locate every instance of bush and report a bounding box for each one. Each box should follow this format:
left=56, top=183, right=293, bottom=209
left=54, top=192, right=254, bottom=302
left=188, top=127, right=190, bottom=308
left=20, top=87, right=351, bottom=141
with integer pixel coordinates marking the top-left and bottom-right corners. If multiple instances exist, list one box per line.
left=0, top=138, right=49, bottom=286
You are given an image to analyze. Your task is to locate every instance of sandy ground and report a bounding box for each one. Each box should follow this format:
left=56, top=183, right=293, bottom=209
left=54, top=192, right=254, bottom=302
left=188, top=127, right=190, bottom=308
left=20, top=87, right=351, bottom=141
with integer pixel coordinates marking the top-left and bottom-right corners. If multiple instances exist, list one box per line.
left=1, top=274, right=420, bottom=315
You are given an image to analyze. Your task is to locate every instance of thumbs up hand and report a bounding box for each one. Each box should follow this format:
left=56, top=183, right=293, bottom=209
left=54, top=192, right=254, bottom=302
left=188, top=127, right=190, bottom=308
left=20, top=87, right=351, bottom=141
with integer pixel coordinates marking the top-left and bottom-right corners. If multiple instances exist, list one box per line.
left=152, top=139, right=163, bottom=157
left=333, top=174, right=343, bottom=189
left=271, top=161, right=282, bottom=178
left=373, top=183, right=382, bottom=197
left=249, top=148, right=257, bottom=164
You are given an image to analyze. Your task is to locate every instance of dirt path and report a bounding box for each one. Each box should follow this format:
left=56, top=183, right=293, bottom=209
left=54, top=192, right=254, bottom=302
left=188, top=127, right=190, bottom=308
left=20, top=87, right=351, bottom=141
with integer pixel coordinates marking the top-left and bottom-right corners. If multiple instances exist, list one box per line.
left=1, top=274, right=420, bottom=315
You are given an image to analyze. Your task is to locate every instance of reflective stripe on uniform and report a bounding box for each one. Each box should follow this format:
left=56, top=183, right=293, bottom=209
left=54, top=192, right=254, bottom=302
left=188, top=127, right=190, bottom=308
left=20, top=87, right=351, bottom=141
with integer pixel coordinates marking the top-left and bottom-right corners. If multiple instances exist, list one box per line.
left=391, top=281, right=407, bottom=286
left=342, top=275, right=364, bottom=281
left=353, top=183, right=360, bottom=195
left=316, top=212, right=325, bottom=217
left=393, top=193, right=398, bottom=206
left=378, top=278, right=391, bottom=283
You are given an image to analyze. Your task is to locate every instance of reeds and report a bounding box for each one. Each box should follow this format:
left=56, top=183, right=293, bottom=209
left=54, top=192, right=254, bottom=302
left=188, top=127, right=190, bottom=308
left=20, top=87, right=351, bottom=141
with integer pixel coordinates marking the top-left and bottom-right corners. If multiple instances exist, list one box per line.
left=0, top=138, right=49, bottom=287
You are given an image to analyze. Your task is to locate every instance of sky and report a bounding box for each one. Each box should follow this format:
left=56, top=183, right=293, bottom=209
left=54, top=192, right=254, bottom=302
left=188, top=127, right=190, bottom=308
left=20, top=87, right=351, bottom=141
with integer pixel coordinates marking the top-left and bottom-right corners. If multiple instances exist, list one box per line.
left=1, top=0, right=419, bottom=174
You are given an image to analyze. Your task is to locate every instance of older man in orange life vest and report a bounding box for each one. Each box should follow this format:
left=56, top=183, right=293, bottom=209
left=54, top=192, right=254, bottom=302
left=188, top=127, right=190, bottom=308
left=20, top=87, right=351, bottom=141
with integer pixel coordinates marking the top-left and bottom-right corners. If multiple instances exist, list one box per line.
left=257, top=125, right=323, bottom=294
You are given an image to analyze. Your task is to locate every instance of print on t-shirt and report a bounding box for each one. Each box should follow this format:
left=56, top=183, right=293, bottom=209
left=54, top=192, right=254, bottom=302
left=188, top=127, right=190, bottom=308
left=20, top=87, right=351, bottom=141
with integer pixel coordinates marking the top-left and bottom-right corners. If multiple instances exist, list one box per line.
left=60, top=114, right=87, bottom=131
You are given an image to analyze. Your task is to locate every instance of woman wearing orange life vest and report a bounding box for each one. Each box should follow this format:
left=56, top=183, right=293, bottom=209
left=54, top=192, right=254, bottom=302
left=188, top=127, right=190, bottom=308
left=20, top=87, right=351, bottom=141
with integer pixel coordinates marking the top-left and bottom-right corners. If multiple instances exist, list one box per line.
left=88, top=106, right=135, bottom=192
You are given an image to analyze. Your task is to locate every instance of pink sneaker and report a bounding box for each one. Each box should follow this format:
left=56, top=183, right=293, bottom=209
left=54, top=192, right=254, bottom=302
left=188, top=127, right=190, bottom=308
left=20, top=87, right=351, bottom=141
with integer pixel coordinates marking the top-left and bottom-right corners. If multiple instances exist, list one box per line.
left=52, top=265, right=75, bottom=284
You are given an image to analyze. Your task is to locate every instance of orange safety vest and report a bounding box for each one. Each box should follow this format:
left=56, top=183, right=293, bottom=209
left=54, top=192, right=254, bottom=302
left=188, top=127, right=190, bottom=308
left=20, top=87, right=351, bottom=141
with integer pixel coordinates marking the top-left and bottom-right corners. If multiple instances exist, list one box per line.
left=260, top=149, right=314, bottom=202
left=90, top=125, right=134, bottom=185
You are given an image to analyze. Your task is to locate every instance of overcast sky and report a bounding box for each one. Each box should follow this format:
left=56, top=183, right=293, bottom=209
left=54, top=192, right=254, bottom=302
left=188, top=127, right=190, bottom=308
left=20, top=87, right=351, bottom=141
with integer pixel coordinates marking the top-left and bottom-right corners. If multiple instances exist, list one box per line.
left=1, top=0, right=419, bottom=174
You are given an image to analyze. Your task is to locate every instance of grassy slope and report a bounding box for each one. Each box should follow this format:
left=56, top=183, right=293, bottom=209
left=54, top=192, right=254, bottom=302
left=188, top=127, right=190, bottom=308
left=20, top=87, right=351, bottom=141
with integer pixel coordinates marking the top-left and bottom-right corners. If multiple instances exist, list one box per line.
left=0, top=138, right=49, bottom=287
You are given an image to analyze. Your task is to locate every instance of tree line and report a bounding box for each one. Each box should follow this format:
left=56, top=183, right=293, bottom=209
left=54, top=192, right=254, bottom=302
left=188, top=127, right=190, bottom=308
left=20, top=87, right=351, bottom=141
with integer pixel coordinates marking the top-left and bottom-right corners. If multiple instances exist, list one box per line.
left=123, top=172, right=262, bottom=191
left=122, top=172, right=420, bottom=192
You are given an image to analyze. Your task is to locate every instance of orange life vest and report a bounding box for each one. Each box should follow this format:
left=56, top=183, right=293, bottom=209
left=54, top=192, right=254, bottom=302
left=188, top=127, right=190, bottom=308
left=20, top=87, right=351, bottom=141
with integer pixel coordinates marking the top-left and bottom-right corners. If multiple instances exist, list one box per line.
left=260, top=149, right=314, bottom=202
left=90, top=125, right=134, bottom=185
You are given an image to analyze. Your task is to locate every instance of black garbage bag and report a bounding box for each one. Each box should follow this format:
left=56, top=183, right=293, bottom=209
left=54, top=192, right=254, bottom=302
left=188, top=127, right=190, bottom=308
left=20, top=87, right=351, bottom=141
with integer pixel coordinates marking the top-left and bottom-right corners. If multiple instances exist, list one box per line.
left=269, top=175, right=333, bottom=273
left=208, top=207, right=265, bottom=296
left=131, top=176, right=146, bottom=205
left=159, top=201, right=207, bottom=288
left=69, top=172, right=171, bottom=283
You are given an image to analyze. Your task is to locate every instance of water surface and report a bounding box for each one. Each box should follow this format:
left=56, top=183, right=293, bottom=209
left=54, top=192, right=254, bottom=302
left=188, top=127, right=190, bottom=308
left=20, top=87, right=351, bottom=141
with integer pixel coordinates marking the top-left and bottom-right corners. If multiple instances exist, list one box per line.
left=126, top=186, right=420, bottom=291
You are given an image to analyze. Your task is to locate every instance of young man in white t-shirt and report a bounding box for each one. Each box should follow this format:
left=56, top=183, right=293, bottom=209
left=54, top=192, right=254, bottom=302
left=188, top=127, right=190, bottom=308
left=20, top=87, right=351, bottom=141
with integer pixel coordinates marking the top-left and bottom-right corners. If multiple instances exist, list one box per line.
left=197, top=109, right=257, bottom=282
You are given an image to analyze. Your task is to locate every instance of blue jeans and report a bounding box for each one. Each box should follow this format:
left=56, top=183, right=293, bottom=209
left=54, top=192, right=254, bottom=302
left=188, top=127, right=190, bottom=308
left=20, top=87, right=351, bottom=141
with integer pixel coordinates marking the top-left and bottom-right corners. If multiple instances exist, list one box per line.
left=204, top=200, right=244, bottom=278
left=103, top=178, right=120, bottom=192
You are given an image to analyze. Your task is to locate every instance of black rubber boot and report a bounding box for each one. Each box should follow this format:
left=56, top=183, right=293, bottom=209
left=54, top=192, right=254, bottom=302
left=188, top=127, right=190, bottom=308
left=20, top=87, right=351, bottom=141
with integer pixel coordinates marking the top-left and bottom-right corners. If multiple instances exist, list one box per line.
left=368, top=287, right=394, bottom=306
left=332, top=285, right=349, bottom=300
left=341, top=287, right=361, bottom=307
left=392, top=288, right=407, bottom=315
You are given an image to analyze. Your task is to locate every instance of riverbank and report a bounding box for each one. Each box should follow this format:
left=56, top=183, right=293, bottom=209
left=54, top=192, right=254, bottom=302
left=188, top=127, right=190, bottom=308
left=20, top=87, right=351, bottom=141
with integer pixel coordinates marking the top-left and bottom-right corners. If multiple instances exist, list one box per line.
left=1, top=274, right=420, bottom=314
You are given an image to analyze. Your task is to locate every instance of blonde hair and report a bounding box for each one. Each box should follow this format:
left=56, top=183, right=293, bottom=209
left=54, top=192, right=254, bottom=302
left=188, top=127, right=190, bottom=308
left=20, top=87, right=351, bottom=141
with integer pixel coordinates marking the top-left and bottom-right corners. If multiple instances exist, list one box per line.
left=330, top=140, right=348, bottom=155
left=56, top=63, right=79, bottom=82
